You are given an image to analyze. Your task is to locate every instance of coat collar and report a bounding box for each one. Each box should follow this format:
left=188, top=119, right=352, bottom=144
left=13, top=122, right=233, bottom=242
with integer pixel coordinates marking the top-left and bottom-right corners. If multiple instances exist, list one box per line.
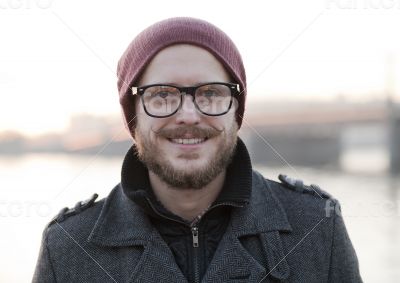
left=230, top=170, right=292, bottom=236
left=88, top=172, right=292, bottom=245
left=88, top=184, right=154, bottom=246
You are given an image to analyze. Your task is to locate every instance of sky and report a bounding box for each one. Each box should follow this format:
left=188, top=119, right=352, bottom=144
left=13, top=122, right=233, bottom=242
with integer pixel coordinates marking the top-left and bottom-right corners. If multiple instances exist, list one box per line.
left=0, top=0, right=399, bottom=136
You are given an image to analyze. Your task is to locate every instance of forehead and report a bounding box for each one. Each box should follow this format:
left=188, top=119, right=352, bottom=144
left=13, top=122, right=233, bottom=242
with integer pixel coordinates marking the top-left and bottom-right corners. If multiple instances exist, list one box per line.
left=138, top=44, right=231, bottom=86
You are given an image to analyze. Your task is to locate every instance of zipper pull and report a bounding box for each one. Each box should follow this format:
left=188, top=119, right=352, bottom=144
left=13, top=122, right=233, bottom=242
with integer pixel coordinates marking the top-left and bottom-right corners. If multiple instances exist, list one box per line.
left=191, top=227, right=199, bottom=248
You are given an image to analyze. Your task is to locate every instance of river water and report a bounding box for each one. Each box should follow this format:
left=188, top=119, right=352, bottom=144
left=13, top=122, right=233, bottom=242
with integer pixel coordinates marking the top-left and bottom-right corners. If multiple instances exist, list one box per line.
left=0, top=148, right=399, bottom=282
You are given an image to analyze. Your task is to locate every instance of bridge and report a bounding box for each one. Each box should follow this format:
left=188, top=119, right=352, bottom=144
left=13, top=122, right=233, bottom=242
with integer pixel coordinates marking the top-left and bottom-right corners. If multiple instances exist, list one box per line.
left=239, top=100, right=400, bottom=174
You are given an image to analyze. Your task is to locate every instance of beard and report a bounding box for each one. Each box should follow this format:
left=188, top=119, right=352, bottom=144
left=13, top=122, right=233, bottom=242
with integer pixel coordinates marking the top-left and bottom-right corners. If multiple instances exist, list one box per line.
left=134, top=122, right=238, bottom=190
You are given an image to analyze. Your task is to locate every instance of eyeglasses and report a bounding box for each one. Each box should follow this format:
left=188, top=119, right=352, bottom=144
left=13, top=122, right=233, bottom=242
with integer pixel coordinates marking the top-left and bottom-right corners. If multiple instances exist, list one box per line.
left=131, top=82, right=240, bottom=118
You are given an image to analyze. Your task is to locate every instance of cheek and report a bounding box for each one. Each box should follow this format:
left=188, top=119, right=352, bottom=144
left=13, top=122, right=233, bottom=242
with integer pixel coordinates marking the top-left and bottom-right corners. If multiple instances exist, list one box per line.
left=135, top=97, right=143, bottom=116
left=135, top=113, right=171, bottom=139
left=206, top=112, right=236, bottom=130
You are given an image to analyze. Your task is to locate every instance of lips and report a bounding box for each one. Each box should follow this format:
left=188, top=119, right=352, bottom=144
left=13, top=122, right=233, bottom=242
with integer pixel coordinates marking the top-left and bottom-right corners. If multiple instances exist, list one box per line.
left=170, top=138, right=206, bottom=145
left=156, top=126, right=219, bottom=146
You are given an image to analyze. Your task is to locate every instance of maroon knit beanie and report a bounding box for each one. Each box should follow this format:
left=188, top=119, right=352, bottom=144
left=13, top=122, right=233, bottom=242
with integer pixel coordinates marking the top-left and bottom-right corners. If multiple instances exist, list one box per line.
left=117, top=17, right=247, bottom=137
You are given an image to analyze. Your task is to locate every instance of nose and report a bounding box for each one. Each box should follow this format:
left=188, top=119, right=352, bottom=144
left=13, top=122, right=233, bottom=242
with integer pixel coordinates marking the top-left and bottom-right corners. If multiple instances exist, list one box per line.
left=174, top=94, right=201, bottom=125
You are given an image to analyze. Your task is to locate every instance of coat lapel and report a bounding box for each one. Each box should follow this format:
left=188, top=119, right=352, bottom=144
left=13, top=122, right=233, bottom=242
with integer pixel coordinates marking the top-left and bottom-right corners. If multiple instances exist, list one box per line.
left=88, top=185, right=188, bottom=282
left=203, top=171, right=292, bottom=282
left=201, top=232, right=267, bottom=282
left=127, top=240, right=188, bottom=282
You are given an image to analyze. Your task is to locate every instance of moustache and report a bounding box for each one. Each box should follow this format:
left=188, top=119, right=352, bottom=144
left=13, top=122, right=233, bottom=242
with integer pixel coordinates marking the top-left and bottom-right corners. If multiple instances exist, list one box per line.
left=152, top=125, right=223, bottom=139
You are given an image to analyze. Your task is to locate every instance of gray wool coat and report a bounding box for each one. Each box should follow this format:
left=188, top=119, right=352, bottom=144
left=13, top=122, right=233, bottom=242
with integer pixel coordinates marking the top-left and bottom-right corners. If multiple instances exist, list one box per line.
left=33, top=171, right=362, bottom=282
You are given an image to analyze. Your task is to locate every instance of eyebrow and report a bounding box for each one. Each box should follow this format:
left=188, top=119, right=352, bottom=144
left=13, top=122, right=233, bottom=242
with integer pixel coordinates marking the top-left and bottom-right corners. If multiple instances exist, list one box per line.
left=145, top=81, right=227, bottom=86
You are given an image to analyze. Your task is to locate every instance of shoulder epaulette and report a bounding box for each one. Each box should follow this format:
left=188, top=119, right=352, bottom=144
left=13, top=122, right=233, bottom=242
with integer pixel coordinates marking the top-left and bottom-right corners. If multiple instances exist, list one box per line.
left=278, top=174, right=331, bottom=199
left=50, top=193, right=99, bottom=224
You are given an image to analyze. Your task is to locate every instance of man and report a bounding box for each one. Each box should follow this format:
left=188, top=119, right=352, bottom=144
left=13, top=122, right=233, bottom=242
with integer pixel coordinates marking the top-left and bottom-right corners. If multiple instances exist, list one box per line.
left=33, top=17, right=362, bottom=282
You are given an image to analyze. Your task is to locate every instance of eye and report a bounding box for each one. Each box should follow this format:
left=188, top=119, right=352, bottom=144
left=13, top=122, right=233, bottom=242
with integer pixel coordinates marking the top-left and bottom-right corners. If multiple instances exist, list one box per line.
left=197, top=84, right=230, bottom=99
left=203, top=89, right=218, bottom=97
left=153, top=91, right=170, bottom=99
left=199, top=87, right=222, bottom=98
left=145, top=86, right=179, bottom=99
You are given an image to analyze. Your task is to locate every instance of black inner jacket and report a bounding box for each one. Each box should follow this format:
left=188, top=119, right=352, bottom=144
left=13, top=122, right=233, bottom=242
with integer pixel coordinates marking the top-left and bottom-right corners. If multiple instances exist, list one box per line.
left=121, top=137, right=253, bottom=283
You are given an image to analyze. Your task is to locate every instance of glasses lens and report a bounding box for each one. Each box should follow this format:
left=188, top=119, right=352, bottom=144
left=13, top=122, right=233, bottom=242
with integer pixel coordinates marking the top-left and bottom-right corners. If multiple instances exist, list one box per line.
left=142, top=86, right=181, bottom=116
left=195, top=84, right=232, bottom=115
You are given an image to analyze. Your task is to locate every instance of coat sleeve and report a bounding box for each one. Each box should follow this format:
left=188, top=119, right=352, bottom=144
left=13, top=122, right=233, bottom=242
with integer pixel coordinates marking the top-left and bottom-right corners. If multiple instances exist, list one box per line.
left=328, top=200, right=363, bottom=282
left=32, top=227, right=57, bottom=283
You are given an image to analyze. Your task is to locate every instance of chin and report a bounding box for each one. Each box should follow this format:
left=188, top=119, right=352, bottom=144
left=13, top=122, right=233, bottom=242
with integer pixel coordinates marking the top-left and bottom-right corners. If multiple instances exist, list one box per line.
left=172, top=157, right=208, bottom=171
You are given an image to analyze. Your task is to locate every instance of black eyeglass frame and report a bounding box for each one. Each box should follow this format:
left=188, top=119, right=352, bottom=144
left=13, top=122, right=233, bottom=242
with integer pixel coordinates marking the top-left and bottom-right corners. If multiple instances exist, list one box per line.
left=131, top=82, right=241, bottom=118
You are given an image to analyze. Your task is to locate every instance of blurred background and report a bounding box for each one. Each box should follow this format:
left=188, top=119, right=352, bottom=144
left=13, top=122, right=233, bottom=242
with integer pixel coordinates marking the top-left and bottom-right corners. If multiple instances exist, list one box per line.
left=1, top=0, right=399, bottom=282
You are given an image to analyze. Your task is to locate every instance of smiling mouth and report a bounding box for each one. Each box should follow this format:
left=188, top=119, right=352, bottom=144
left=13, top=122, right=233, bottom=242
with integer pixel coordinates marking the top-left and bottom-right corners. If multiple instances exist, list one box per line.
left=168, top=138, right=207, bottom=145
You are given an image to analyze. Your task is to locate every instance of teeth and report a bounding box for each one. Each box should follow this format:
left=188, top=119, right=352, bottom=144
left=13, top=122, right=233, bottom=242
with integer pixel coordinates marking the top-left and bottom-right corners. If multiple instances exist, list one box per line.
left=171, top=138, right=205, bottom=145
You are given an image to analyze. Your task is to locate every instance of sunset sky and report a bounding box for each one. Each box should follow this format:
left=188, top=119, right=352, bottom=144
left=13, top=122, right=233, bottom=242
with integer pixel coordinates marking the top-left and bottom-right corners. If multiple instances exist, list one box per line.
left=0, top=0, right=399, bottom=136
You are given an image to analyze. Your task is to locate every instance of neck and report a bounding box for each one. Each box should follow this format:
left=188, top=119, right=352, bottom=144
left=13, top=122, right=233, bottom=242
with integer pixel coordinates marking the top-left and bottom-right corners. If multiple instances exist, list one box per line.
left=148, top=170, right=226, bottom=222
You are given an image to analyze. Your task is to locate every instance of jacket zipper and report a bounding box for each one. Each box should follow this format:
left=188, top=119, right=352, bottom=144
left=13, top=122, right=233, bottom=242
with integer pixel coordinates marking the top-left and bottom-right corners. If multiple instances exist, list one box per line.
left=188, top=203, right=245, bottom=283
left=146, top=196, right=203, bottom=282
left=145, top=197, right=246, bottom=283
left=191, top=226, right=199, bottom=247
left=191, top=226, right=200, bottom=283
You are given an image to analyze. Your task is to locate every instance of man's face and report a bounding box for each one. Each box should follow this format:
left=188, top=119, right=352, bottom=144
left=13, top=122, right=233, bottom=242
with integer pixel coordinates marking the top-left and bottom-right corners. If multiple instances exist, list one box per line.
left=134, top=44, right=239, bottom=190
